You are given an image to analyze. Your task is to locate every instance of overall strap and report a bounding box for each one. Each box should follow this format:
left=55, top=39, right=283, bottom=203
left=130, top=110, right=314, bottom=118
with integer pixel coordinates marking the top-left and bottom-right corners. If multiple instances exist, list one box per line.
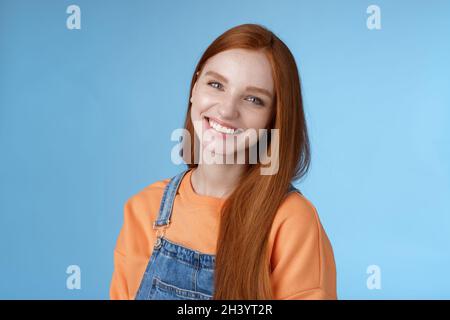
left=153, top=168, right=191, bottom=228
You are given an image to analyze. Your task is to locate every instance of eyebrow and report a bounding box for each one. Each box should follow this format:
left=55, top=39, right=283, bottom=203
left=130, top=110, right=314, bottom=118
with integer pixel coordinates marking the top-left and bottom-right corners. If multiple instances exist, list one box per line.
left=204, top=70, right=273, bottom=99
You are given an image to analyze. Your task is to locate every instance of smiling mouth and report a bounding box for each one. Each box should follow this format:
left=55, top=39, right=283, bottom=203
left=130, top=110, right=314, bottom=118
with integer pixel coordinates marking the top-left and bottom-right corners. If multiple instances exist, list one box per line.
left=204, top=117, right=244, bottom=135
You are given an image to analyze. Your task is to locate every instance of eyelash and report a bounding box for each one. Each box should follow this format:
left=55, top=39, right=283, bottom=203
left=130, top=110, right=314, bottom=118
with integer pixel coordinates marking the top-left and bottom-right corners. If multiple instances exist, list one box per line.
left=207, top=81, right=265, bottom=106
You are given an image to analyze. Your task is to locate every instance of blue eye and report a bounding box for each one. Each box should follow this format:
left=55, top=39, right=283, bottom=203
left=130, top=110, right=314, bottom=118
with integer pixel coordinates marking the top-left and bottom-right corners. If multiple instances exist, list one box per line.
left=207, top=81, right=264, bottom=106
left=246, top=96, right=264, bottom=106
left=208, top=81, right=223, bottom=90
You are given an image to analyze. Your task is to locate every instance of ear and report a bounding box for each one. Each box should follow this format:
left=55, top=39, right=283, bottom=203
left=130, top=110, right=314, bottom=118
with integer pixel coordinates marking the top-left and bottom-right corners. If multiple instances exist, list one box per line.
left=190, top=81, right=198, bottom=104
left=190, top=71, right=201, bottom=104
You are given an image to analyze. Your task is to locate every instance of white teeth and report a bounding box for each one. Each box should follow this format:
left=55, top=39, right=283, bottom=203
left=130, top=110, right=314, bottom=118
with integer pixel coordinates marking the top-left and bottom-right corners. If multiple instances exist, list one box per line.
left=208, top=118, right=243, bottom=135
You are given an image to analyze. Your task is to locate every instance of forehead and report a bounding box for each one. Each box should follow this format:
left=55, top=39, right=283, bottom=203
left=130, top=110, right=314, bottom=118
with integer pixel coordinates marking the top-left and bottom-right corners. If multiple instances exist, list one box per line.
left=202, top=48, right=274, bottom=94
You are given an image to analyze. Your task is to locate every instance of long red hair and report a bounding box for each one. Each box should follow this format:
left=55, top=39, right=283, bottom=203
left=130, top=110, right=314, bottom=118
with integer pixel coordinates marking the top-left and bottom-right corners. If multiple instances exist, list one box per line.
left=181, top=23, right=310, bottom=299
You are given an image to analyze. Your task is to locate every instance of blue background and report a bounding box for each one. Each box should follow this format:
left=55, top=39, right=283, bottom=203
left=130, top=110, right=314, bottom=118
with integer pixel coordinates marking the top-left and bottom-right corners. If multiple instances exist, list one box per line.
left=1, top=0, right=449, bottom=299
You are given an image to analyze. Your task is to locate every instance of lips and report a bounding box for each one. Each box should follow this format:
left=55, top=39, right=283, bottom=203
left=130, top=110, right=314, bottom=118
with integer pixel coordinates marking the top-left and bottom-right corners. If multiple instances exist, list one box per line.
left=203, top=116, right=244, bottom=137
left=207, top=116, right=237, bottom=130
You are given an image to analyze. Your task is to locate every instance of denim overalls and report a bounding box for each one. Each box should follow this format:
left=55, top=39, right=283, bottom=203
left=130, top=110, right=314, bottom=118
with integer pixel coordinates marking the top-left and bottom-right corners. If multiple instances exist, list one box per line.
left=134, top=168, right=301, bottom=300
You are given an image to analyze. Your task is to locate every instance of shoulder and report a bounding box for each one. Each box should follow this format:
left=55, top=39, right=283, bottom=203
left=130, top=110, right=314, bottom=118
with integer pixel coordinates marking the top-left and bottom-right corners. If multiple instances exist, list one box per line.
left=269, top=191, right=337, bottom=299
left=272, top=191, right=323, bottom=235
left=122, top=176, right=171, bottom=219
left=128, top=177, right=170, bottom=203
left=268, top=191, right=331, bottom=257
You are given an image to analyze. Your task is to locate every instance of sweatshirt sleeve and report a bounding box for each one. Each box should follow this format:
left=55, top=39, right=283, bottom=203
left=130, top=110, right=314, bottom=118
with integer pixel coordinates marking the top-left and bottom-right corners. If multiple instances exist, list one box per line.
left=109, top=200, right=131, bottom=300
left=270, top=193, right=337, bottom=300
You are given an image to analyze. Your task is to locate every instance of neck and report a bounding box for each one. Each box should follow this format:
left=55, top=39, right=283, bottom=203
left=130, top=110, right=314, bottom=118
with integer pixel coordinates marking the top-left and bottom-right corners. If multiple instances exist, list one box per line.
left=190, top=164, right=247, bottom=198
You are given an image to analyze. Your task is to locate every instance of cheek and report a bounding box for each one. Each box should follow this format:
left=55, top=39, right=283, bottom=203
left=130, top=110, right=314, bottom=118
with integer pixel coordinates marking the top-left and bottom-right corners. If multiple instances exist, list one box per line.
left=191, top=93, right=217, bottom=123
left=243, top=109, right=272, bottom=130
left=194, top=91, right=216, bottom=110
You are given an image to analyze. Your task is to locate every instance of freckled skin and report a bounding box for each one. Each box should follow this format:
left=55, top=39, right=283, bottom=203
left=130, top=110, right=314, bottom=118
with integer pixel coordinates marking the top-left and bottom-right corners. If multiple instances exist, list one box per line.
left=190, top=48, right=275, bottom=157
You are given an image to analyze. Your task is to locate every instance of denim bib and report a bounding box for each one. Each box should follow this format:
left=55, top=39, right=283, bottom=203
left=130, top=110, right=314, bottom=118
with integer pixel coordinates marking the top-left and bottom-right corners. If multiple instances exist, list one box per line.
left=134, top=168, right=301, bottom=300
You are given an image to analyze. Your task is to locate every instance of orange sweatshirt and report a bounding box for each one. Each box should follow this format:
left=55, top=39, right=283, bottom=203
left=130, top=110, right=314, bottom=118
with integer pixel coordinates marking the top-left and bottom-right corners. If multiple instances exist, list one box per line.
left=110, top=169, right=337, bottom=299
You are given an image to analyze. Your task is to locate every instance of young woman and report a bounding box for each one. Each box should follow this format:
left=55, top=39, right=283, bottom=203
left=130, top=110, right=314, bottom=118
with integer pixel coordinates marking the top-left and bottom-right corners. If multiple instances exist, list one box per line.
left=110, top=24, right=337, bottom=300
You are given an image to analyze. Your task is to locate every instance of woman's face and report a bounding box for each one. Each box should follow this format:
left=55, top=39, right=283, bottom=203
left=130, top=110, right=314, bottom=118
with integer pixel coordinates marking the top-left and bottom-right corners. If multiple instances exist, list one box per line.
left=190, top=48, right=275, bottom=160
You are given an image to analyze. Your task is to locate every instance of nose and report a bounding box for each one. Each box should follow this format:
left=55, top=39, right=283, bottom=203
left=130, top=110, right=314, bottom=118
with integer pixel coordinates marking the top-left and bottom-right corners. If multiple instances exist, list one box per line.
left=217, top=96, right=239, bottom=120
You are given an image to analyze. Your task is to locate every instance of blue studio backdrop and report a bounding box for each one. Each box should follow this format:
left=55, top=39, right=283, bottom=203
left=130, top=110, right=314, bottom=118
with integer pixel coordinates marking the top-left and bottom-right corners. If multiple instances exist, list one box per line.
left=0, top=0, right=449, bottom=299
